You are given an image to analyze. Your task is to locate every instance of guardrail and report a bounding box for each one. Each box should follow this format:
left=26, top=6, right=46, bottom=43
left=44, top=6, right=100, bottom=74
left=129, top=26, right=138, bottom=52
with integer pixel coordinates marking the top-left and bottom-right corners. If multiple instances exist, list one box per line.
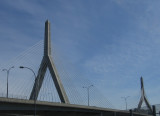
left=0, top=93, right=27, bottom=100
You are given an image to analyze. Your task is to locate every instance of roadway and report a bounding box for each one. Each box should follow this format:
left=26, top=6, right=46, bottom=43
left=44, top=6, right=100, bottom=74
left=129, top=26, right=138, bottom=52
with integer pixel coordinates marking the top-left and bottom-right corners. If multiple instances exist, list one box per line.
left=0, top=97, right=152, bottom=116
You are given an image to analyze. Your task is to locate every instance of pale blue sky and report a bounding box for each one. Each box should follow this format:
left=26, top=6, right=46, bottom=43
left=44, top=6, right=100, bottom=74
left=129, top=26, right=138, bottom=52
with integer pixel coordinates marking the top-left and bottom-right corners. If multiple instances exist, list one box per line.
left=0, top=0, right=160, bottom=109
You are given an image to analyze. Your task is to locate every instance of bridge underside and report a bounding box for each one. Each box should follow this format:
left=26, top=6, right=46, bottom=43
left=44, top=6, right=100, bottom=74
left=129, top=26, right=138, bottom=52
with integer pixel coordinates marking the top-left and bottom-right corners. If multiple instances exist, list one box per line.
left=0, top=98, right=151, bottom=116
left=0, top=111, right=103, bottom=116
left=0, top=110, right=150, bottom=116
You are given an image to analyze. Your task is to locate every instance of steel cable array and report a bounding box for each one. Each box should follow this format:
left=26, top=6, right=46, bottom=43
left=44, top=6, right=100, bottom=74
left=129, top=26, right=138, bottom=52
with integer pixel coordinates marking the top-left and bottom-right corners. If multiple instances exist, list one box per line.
left=0, top=40, right=153, bottom=110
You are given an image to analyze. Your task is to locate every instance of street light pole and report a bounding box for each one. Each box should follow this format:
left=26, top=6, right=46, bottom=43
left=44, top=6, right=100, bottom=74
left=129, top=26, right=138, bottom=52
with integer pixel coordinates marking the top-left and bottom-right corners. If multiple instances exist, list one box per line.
left=20, top=66, right=37, bottom=116
left=2, top=66, right=14, bottom=98
left=83, top=85, right=93, bottom=106
left=121, top=96, right=130, bottom=110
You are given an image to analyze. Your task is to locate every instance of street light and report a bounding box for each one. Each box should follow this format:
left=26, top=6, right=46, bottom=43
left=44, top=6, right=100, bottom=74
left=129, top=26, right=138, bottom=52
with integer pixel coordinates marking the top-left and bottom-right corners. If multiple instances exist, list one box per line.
left=83, top=85, right=93, bottom=106
left=19, top=66, right=37, bottom=116
left=121, top=96, right=130, bottom=110
left=2, top=66, right=14, bottom=98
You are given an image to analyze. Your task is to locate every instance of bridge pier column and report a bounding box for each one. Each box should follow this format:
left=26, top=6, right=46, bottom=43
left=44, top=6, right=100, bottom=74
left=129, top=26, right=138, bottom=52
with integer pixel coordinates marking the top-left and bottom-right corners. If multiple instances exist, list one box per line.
left=114, top=112, right=116, bottom=116
left=152, top=105, right=156, bottom=116
left=130, top=109, right=133, bottom=116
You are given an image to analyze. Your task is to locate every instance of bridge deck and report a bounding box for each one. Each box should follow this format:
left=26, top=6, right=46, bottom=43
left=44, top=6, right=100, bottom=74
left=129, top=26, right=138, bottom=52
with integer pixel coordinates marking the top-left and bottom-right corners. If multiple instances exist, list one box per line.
left=0, top=97, right=152, bottom=116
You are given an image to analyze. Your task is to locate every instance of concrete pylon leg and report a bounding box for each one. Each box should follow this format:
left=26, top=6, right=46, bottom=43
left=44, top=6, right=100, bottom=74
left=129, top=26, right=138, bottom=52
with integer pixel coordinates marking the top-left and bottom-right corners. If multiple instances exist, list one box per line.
left=48, top=56, right=69, bottom=103
left=29, top=20, right=69, bottom=103
left=137, top=97, right=143, bottom=110
left=30, top=58, right=47, bottom=100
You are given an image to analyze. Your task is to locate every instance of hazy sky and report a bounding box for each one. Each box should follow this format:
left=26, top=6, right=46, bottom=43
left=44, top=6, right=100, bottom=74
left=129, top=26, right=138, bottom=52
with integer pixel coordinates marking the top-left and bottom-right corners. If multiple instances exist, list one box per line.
left=0, top=0, right=160, bottom=110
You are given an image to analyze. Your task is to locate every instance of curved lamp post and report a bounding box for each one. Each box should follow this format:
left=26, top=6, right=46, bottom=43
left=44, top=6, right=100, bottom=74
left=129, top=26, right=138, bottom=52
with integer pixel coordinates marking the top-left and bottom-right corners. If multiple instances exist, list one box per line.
left=20, top=66, right=37, bottom=116
left=2, top=66, right=14, bottom=98
left=121, top=96, right=130, bottom=110
left=83, top=85, right=93, bottom=106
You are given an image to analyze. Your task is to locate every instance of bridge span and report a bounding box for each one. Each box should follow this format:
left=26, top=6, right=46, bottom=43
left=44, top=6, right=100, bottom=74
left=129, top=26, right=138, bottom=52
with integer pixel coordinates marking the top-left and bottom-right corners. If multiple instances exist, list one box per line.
left=0, top=97, right=152, bottom=116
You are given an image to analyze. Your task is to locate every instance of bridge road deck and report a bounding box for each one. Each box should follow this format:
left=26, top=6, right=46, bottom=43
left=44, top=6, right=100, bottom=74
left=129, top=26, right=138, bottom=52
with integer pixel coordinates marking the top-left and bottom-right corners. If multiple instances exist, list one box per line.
left=0, top=97, right=152, bottom=116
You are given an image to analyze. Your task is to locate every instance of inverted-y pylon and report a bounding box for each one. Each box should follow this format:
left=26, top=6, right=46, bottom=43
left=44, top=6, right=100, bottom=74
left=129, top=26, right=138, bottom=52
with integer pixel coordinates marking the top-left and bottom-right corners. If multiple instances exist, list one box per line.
left=137, top=77, right=152, bottom=112
left=29, top=20, right=70, bottom=104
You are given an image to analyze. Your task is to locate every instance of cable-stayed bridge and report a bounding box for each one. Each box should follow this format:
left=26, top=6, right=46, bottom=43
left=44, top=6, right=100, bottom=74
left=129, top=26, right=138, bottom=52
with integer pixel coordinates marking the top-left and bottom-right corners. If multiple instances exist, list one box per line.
left=0, top=20, right=156, bottom=116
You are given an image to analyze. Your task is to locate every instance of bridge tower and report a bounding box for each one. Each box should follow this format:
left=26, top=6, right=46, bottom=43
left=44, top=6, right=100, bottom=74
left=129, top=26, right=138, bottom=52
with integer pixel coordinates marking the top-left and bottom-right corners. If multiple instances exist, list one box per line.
left=29, top=20, right=70, bottom=104
left=137, top=77, right=152, bottom=112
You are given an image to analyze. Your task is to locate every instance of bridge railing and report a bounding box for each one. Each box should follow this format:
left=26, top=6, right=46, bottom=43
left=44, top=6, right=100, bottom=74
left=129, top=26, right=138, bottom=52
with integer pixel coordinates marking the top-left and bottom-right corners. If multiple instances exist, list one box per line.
left=0, top=93, right=27, bottom=100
